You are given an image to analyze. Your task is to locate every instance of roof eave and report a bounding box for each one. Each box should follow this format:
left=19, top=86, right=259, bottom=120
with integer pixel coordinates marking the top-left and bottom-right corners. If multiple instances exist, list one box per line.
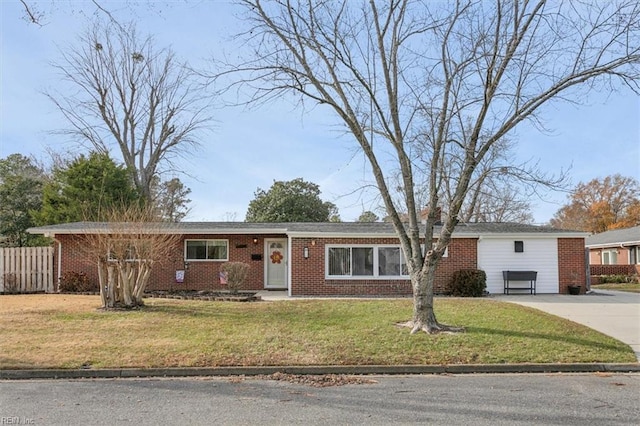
left=477, top=232, right=589, bottom=239
left=586, top=240, right=640, bottom=249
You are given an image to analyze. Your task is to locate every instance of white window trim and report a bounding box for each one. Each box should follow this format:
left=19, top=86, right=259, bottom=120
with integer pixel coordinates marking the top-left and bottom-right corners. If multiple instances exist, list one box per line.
left=324, top=244, right=447, bottom=280
left=601, top=249, right=618, bottom=265
left=325, top=244, right=403, bottom=280
left=184, top=239, right=229, bottom=262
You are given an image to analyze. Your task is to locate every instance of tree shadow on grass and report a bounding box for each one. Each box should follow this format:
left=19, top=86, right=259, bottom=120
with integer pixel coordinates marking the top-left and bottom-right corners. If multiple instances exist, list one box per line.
left=467, top=326, right=631, bottom=354
left=0, top=356, right=44, bottom=370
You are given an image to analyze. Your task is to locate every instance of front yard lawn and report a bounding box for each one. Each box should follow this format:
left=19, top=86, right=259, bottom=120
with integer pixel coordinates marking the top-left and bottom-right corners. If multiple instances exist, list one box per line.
left=0, top=295, right=635, bottom=369
left=591, top=282, right=640, bottom=293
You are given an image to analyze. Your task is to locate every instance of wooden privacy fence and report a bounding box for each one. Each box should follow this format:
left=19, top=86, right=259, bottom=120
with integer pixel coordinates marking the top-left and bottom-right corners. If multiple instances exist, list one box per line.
left=0, top=247, right=55, bottom=293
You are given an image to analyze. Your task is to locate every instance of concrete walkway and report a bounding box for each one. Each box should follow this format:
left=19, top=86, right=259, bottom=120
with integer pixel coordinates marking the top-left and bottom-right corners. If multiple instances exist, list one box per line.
left=257, top=289, right=640, bottom=361
left=496, top=290, right=640, bottom=361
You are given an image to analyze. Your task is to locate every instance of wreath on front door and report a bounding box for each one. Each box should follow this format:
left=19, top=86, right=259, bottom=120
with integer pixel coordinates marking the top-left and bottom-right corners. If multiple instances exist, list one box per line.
left=270, top=251, right=283, bottom=264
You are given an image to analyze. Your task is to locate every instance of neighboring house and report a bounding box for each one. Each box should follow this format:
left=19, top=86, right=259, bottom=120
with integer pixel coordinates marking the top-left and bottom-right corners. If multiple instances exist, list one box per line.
left=586, top=226, right=640, bottom=275
left=28, top=221, right=588, bottom=296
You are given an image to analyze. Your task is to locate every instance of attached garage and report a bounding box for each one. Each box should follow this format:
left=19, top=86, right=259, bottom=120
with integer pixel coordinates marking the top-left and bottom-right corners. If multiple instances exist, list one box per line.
left=478, top=237, right=560, bottom=294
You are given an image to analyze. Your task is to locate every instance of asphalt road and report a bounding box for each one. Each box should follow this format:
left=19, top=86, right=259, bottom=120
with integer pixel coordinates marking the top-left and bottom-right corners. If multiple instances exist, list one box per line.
left=1, top=373, right=639, bottom=425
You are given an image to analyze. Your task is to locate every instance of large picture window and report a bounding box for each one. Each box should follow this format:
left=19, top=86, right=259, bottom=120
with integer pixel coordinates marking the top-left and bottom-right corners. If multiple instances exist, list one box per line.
left=185, top=240, right=228, bottom=261
left=327, top=245, right=407, bottom=279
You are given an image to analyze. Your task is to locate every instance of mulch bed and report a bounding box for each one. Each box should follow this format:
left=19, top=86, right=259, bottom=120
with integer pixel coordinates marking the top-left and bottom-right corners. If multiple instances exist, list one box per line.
left=144, top=290, right=261, bottom=302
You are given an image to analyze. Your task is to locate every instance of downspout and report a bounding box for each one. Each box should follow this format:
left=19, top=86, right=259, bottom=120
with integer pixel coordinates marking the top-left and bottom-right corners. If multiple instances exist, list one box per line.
left=585, top=247, right=591, bottom=293
left=49, top=235, right=62, bottom=292
left=58, top=240, right=62, bottom=284
left=56, top=238, right=62, bottom=290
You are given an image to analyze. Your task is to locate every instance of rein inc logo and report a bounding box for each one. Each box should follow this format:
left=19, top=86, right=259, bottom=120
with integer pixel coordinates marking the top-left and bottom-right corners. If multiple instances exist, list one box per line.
left=1, top=418, right=34, bottom=425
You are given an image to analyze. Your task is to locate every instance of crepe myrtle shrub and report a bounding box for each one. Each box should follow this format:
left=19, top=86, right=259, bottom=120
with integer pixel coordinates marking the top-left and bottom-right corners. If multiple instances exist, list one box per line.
left=220, top=262, right=250, bottom=295
left=80, top=203, right=182, bottom=309
left=448, top=269, right=487, bottom=297
left=58, top=271, right=97, bottom=293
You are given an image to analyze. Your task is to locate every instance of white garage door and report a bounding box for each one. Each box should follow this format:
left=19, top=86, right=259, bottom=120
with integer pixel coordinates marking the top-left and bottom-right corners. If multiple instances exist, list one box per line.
left=477, top=238, right=559, bottom=294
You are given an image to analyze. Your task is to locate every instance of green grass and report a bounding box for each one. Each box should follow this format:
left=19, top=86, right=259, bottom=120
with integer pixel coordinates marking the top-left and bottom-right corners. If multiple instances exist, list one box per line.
left=592, top=282, right=640, bottom=293
left=0, top=295, right=635, bottom=369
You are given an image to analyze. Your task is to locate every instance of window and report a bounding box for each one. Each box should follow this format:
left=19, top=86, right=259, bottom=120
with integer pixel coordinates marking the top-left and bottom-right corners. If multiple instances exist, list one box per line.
left=378, top=247, right=409, bottom=276
left=327, top=245, right=408, bottom=279
left=514, top=241, right=524, bottom=253
left=327, top=244, right=449, bottom=279
left=327, top=247, right=373, bottom=276
left=601, top=249, right=617, bottom=265
left=185, top=240, right=228, bottom=261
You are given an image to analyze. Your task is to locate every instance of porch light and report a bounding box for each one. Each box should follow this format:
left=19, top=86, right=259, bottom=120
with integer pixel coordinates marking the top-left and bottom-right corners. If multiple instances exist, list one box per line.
left=253, top=237, right=258, bottom=244
left=303, top=247, right=309, bottom=259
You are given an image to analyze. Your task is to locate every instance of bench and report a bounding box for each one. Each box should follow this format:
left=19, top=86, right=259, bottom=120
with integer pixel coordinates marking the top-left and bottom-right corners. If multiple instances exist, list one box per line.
left=502, top=270, right=537, bottom=295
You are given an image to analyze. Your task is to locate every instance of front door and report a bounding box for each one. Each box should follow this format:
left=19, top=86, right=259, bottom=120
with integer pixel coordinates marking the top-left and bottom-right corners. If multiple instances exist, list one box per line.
left=265, top=239, right=288, bottom=289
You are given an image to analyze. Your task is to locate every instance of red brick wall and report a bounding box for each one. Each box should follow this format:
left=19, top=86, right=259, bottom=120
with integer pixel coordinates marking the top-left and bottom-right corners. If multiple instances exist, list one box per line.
left=56, top=234, right=286, bottom=292
left=590, top=264, right=638, bottom=276
left=61, top=232, right=587, bottom=296
left=289, top=237, right=477, bottom=296
left=557, top=238, right=587, bottom=294
left=57, top=235, right=98, bottom=289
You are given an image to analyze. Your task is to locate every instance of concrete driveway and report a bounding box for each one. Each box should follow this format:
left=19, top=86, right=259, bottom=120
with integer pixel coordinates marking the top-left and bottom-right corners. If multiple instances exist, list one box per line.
left=497, top=290, right=640, bottom=361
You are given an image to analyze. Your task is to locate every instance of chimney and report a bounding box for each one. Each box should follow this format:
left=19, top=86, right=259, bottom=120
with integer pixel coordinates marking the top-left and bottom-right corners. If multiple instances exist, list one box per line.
left=420, top=206, right=442, bottom=225
left=433, top=206, right=442, bottom=225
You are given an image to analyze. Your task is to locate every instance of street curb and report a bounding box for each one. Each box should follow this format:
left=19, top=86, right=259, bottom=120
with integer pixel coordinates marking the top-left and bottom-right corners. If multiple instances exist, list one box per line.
left=2, top=363, right=639, bottom=380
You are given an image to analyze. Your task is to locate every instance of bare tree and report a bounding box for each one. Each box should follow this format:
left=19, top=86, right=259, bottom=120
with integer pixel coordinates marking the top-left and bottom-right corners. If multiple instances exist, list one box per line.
left=18, top=1, right=158, bottom=27
left=446, top=138, right=540, bottom=224
left=150, top=176, right=192, bottom=222
left=390, top=137, right=541, bottom=224
left=214, top=0, right=640, bottom=333
left=458, top=181, right=535, bottom=224
left=80, top=204, right=181, bottom=309
left=47, top=20, right=211, bottom=200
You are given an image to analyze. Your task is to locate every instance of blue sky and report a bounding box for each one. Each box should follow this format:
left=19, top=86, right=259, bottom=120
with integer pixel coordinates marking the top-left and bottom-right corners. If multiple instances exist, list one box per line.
left=1, top=1, right=638, bottom=224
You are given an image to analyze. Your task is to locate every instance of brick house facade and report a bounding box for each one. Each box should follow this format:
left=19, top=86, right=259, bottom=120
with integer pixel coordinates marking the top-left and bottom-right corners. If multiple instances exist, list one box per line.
left=586, top=226, right=640, bottom=277
left=30, top=222, right=588, bottom=295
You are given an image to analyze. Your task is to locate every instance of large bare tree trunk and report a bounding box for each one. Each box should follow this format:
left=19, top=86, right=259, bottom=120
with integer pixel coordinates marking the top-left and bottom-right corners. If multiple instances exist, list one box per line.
left=400, top=255, right=463, bottom=334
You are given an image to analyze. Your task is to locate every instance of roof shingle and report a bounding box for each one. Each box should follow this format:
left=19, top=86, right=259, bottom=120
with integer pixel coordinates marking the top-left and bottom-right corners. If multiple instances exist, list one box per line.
left=27, top=221, right=588, bottom=238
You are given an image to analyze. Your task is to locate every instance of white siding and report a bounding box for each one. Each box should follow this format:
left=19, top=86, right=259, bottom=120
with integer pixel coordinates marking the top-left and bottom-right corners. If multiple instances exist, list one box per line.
left=477, top=238, right=559, bottom=294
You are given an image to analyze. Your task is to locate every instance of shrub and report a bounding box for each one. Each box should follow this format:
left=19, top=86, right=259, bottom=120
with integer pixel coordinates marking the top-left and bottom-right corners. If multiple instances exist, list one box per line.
left=448, top=269, right=487, bottom=297
left=600, top=274, right=634, bottom=284
left=220, top=262, right=250, bottom=294
left=2, top=273, right=18, bottom=293
left=58, top=271, right=97, bottom=293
